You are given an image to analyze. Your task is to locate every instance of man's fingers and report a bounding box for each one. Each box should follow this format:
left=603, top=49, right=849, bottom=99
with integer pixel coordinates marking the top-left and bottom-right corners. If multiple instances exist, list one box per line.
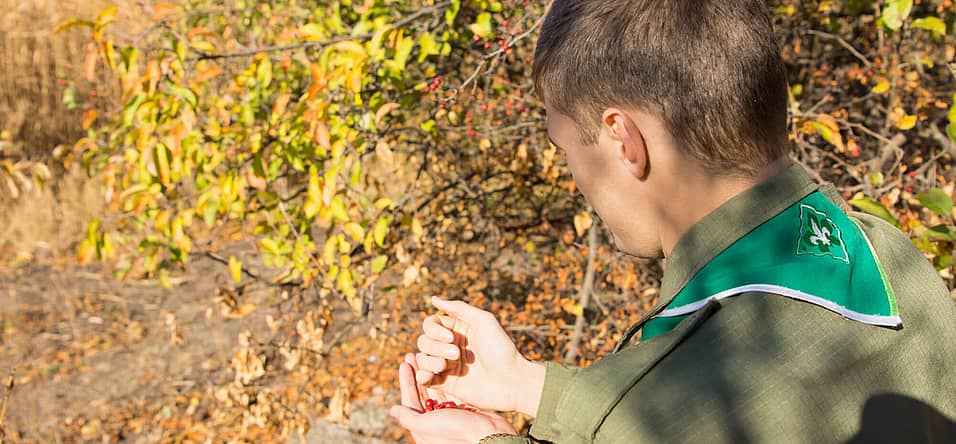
left=416, top=368, right=435, bottom=385
left=416, top=352, right=447, bottom=374
left=423, top=315, right=455, bottom=342
left=398, top=362, right=423, bottom=411
left=417, top=335, right=460, bottom=360
left=431, top=296, right=491, bottom=326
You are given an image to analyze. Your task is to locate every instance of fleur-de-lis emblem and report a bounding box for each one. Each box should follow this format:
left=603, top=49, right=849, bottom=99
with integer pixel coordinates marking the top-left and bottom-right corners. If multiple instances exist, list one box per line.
left=797, top=204, right=849, bottom=263
left=809, top=218, right=832, bottom=247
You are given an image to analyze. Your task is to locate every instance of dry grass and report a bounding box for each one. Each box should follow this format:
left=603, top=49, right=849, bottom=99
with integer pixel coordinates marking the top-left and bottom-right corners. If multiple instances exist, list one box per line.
left=0, top=0, right=144, bottom=160
left=0, top=0, right=151, bottom=256
left=0, top=167, right=104, bottom=261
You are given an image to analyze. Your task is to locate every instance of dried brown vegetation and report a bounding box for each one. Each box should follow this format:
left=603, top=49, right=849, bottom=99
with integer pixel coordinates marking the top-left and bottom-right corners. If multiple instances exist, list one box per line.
left=0, top=0, right=151, bottom=159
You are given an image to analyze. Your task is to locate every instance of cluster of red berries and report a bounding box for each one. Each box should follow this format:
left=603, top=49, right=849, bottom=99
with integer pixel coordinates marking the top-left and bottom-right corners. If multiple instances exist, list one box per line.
left=423, top=398, right=477, bottom=413
left=424, top=77, right=442, bottom=93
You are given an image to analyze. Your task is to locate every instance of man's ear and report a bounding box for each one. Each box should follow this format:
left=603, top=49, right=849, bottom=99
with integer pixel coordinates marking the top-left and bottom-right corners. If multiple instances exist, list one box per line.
left=602, top=108, right=648, bottom=179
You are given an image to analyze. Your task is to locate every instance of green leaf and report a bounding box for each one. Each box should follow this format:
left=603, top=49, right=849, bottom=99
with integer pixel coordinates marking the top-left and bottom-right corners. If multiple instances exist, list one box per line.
left=880, top=0, right=913, bottom=31
left=122, top=93, right=147, bottom=126
left=924, top=225, right=956, bottom=242
left=169, top=85, right=198, bottom=110
left=371, top=255, right=388, bottom=273
left=393, top=36, right=415, bottom=71
left=120, top=46, right=139, bottom=72
left=911, top=17, right=946, bottom=38
left=417, top=33, right=440, bottom=62
left=917, top=188, right=953, bottom=218
left=257, top=57, right=273, bottom=88
left=947, top=94, right=956, bottom=143
left=445, top=0, right=461, bottom=26
left=934, top=254, right=953, bottom=270
left=849, top=197, right=901, bottom=228
left=468, top=13, right=493, bottom=39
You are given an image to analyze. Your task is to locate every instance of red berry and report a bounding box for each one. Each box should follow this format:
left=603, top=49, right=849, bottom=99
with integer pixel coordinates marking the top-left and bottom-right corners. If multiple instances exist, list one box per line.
left=908, top=171, right=917, bottom=178
left=502, top=19, right=509, bottom=27
left=484, top=42, right=491, bottom=49
left=424, top=398, right=437, bottom=411
left=906, top=186, right=914, bottom=192
left=439, top=103, right=446, bottom=110
left=467, top=129, right=476, bottom=136
left=438, top=401, right=457, bottom=409
left=480, top=103, right=488, bottom=111
left=473, top=34, right=481, bottom=42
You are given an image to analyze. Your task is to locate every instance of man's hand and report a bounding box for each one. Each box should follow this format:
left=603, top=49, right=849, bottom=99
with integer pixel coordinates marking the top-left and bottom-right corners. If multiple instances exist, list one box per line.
left=391, top=353, right=517, bottom=443
left=414, top=297, right=546, bottom=416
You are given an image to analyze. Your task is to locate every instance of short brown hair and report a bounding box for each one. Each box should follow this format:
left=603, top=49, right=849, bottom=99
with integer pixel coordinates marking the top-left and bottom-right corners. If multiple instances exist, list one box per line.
left=533, top=0, right=790, bottom=175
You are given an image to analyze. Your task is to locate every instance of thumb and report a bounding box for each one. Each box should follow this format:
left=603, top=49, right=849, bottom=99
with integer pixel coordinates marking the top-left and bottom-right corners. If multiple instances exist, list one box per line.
left=431, top=296, right=489, bottom=325
left=390, top=404, right=423, bottom=431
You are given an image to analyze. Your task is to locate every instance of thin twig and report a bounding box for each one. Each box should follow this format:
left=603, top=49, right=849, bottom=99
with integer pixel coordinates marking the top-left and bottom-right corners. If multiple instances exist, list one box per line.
left=0, top=367, right=15, bottom=444
left=805, top=29, right=871, bottom=67
left=564, top=213, right=598, bottom=364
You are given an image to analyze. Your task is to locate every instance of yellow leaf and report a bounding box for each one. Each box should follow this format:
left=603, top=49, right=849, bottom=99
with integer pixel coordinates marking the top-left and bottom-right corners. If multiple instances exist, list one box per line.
left=304, top=170, right=322, bottom=219
left=374, top=102, right=400, bottom=126
left=872, top=80, right=890, bottom=94
left=228, top=255, right=242, bottom=283
left=810, top=114, right=845, bottom=152
left=227, top=303, right=257, bottom=319
left=82, top=109, right=98, bottom=130
left=330, top=197, right=349, bottom=222
left=411, top=218, right=424, bottom=238
left=573, top=211, right=593, bottom=237
left=896, top=114, right=917, bottom=130
left=77, top=239, right=96, bottom=265
left=343, top=222, right=365, bottom=242
left=373, top=217, right=390, bottom=247
left=323, top=237, right=338, bottom=264
left=572, top=303, right=584, bottom=317
left=374, top=198, right=394, bottom=210
left=371, top=255, right=388, bottom=273
left=96, top=6, right=118, bottom=27
left=299, top=23, right=326, bottom=41
left=153, top=3, right=179, bottom=23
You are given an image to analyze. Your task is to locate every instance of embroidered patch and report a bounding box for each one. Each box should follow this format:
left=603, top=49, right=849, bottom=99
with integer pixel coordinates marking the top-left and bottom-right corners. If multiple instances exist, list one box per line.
left=796, top=204, right=849, bottom=263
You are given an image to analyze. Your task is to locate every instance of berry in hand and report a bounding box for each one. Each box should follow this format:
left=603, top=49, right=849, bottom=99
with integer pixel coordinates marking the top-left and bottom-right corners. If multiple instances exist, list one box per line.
left=424, top=398, right=476, bottom=412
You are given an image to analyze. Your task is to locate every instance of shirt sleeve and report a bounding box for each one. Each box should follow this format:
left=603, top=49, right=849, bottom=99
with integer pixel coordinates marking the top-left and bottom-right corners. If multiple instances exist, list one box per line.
left=526, top=361, right=580, bottom=442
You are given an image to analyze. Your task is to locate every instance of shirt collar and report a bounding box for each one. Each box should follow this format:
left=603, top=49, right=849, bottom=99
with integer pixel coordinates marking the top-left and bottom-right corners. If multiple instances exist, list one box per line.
left=658, top=164, right=821, bottom=304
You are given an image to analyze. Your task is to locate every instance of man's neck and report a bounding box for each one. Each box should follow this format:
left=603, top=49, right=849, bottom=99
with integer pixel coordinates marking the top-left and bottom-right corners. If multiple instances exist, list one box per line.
left=658, top=157, right=793, bottom=258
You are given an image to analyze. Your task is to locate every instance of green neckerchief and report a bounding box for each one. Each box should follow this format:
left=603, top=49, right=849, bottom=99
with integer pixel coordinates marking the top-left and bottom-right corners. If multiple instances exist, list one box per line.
left=613, top=165, right=900, bottom=352
left=641, top=190, right=901, bottom=340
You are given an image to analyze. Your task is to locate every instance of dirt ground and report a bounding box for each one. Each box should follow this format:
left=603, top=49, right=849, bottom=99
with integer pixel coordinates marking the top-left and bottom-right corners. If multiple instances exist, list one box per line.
left=0, top=241, right=403, bottom=443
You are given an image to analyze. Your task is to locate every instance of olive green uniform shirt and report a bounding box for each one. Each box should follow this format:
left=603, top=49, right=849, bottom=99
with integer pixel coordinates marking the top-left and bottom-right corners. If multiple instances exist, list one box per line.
left=492, top=165, right=956, bottom=443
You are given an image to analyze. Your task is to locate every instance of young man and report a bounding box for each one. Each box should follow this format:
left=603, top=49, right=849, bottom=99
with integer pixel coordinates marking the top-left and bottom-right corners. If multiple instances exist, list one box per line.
left=390, top=0, right=956, bottom=442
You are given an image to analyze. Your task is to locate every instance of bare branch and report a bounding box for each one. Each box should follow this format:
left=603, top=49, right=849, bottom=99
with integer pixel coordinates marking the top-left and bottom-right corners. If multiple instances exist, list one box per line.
left=564, top=212, right=598, bottom=364
left=806, top=29, right=872, bottom=67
